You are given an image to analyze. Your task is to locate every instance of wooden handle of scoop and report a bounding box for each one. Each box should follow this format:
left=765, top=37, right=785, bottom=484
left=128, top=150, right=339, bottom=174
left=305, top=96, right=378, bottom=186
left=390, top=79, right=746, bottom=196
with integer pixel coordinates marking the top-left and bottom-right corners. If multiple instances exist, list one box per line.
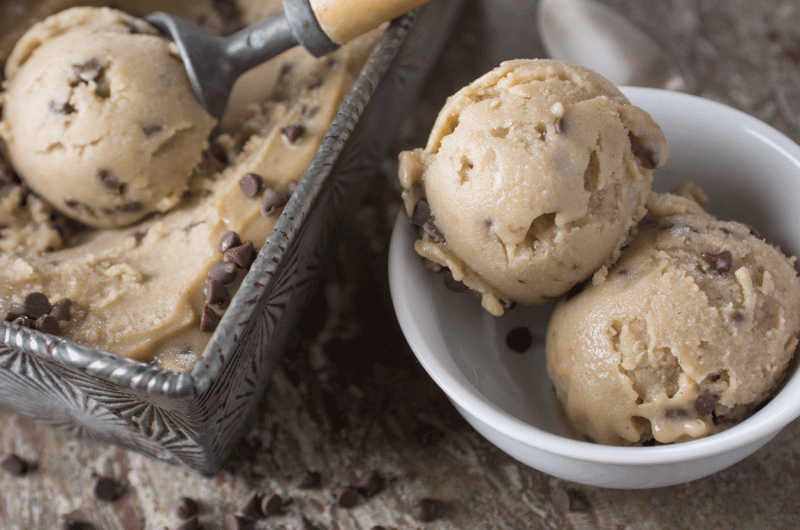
left=309, top=0, right=432, bottom=45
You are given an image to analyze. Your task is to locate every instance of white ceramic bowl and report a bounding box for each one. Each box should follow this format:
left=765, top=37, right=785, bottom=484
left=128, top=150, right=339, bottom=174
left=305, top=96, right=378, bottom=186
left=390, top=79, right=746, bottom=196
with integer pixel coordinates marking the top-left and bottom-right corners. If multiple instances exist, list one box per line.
left=388, top=87, right=800, bottom=489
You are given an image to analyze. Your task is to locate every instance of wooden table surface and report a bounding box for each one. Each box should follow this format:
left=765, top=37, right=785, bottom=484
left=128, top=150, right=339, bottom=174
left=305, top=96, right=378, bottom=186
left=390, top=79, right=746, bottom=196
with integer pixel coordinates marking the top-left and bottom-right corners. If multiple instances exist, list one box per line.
left=3, top=1, right=800, bottom=528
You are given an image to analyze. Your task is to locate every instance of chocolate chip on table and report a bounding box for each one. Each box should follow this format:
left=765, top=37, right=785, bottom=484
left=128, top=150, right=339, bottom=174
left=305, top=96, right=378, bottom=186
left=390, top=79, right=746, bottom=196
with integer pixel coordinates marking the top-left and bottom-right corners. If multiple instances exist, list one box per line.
left=224, top=513, right=255, bottom=530
left=334, top=485, right=360, bottom=508
left=176, top=496, right=200, bottom=519
left=200, top=304, right=222, bottom=333
left=50, top=298, right=72, bottom=321
left=208, top=261, right=239, bottom=284
left=298, top=516, right=319, bottom=530
left=261, top=492, right=284, bottom=516
left=35, top=314, right=61, bottom=335
left=261, top=187, right=287, bottom=217
left=411, top=498, right=445, bottom=522
left=1, top=453, right=31, bottom=476
left=443, top=271, right=468, bottom=293
left=296, top=470, right=322, bottom=489
left=225, top=241, right=256, bottom=269
left=506, top=327, right=533, bottom=353
left=702, top=250, right=733, bottom=274
left=239, top=173, right=263, bottom=198
left=357, top=470, right=385, bottom=498
left=175, top=516, right=200, bottom=530
left=280, top=124, right=306, bottom=143
left=237, top=490, right=262, bottom=518
left=23, top=292, right=52, bottom=319
left=205, top=279, right=231, bottom=309
left=92, top=474, right=126, bottom=502
left=550, top=486, right=591, bottom=514
left=218, top=231, right=242, bottom=253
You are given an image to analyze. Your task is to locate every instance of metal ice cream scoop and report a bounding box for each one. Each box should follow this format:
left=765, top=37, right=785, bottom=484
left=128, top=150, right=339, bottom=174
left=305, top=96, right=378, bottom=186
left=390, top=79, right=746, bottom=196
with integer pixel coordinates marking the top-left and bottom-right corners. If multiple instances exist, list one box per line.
left=146, top=0, right=431, bottom=119
left=536, top=0, right=686, bottom=91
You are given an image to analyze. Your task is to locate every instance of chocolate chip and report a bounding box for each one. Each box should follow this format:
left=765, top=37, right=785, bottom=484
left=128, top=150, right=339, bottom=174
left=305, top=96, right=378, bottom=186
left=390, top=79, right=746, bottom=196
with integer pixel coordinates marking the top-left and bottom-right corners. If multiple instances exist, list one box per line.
left=50, top=298, right=72, bottom=321
left=237, top=491, right=262, bottom=518
left=423, top=217, right=445, bottom=243
left=298, top=517, right=319, bottom=530
left=218, top=231, right=242, bottom=253
left=694, top=393, right=718, bottom=416
left=225, top=242, right=256, bottom=269
left=500, top=299, right=517, bottom=312
left=205, top=279, right=231, bottom=309
left=1, top=453, right=31, bottom=476
left=142, top=124, right=163, bottom=138
left=35, top=314, right=61, bottom=335
left=296, top=471, right=321, bottom=489
left=224, top=514, right=254, bottom=530
left=72, top=58, right=101, bottom=82
left=200, top=305, right=221, bottom=332
left=357, top=470, right=385, bottom=498
left=58, top=514, right=94, bottom=530
left=550, top=486, right=590, bottom=513
left=702, top=250, right=733, bottom=274
left=261, top=187, right=287, bottom=217
left=209, top=141, right=229, bottom=165
left=176, top=496, right=199, bottom=519
left=23, top=292, right=51, bottom=319
left=411, top=200, right=432, bottom=227
left=175, top=516, right=200, bottom=530
left=629, top=133, right=660, bottom=169
left=665, top=407, right=691, bottom=419
left=239, top=173, right=263, bottom=198
left=411, top=498, right=444, bottom=522
left=11, top=315, right=34, bottom=328
left=731, top=311, right=745, bottom=323
left=506, top=327, right=533, bottom=353
left=413, top=423, right=443, bottom=447
left=286, top=180, right=298, bottom=196
left=280, top=124, right=305, bottom=143
left=261, top=492, right=283, bottom=516
left=334, top=485, right=359, bottom=508
left=116, top=201, right=145, bottom=212
left=208, top=261, right=239, bottom=284
left=5, top=303, right=25, bottom=322
left=92, top=475, right=126, bottom=502
left=443, top=271, right=468, bottom=293
left=554, top=116, right=565, bottom=134
left=49, top=100, right=76, bottom=115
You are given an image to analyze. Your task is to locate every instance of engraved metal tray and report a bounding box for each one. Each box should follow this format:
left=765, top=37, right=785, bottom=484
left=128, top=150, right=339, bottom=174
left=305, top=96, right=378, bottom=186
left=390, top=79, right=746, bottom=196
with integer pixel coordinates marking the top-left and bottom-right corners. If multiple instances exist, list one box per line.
left=0, top=0, right=463, bottom=476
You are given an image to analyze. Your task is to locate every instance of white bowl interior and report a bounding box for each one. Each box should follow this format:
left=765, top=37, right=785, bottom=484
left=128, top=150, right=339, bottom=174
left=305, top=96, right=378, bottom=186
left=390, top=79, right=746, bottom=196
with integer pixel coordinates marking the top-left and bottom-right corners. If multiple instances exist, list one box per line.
left=389, top=87, right=800, bottom=487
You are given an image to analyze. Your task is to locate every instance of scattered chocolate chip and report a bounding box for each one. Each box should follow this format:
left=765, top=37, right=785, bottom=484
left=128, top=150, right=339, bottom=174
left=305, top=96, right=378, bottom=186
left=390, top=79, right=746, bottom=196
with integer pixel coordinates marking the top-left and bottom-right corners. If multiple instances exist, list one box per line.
left=298, top=517, right=318, bottom=530
left=702, top=250, right=733, bottom=274
left=286, top=180, right=298, bottom=196
left=731, top=311, right=745, bottom=323
left=411, top=199, right=432, bottom=227
left=413, top=423, right=443, bottom=447
left=35, top=314, right=61, bottom=335
left=224, top=513, right=254, bottom=530
left=411, top=498, right=444, bottom=522
left=205, top=279, right=231, bottom=309
left=296, top=471, right=321, bottom=489
left=72, top=58, right=101, bottom=82
left=200, top=305, right=221, bottom=332
left=208, top=261, right=239, bottom=284
left=58, top=514, right=94, bottom=530
left=5, top=303, right=25, bottom=322
left=261, top=187, right=288, bottom=217
left=551, top=486, right=590, bottom=513
left=280, top=124, right=306, bottom=143
left=334, top=485, right=360, bottom=508
left=23, top=292, right=52, bottom=319
left=176, top=496, right=199, bottom=519
left=175, top=516, right=200, bottom=530
left=49, top=100, right=77, bottom=115
left=694, top=393, right=718, bottom=416
left=443, top=271, right=468, bottom=293
left=261, top=492, right=283, bottom=516
left=218, top=231, right=242, bottom=253
left=239, top=173, right=263, bottom=198
left=506, top=327, right=533, bottom=353
left=1, top=453, right=31, bottom=476
left=92, top=475, right=126, bottom=502
left=357, top=470, right=385, bottom=498
left=423, top=217, right=445, bottom=243
left=746, top=225, right=762, bottom=239
left=225, top=241, right=256, bottom=269
left=629, top=133, right=660, bottom=169
left=116, top=201, right=145, bottom=212
left=142, top=124, right=163, bottom=138
left=11, top=316, right=34, bottom=328
left=50, top=298, right=72, bottom=321
left=237, top=491, right=262, bottom=518
left=209, top=141, right=229, bottom=166
left=554, top=116, right=565, bottom=134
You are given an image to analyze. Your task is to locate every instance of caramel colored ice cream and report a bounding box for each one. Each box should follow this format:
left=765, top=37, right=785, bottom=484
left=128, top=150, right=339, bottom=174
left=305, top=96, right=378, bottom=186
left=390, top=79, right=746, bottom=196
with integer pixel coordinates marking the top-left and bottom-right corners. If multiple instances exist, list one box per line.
left=0, top=0, right=380, bottom=367
left=399, top=59, right=668, bottom=315
left=547, top=191, right=800, bottom=445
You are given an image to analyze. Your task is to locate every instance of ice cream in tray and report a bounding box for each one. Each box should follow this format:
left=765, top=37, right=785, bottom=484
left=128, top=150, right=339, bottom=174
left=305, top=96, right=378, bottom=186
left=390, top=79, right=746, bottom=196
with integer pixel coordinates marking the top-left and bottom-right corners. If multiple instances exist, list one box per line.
left=0, top=0, right=463, bottom=473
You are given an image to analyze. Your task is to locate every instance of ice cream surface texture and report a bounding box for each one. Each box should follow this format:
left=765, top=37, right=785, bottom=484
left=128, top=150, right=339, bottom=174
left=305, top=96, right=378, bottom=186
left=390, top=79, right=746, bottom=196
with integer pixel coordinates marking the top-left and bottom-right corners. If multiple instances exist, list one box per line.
left=0, top=0, right=379, bottom=366
left=399, top=59, right=668, bottom=315
left=1, top=7, right=217, bottom=228
left=547, top=191, right=800, bottom=445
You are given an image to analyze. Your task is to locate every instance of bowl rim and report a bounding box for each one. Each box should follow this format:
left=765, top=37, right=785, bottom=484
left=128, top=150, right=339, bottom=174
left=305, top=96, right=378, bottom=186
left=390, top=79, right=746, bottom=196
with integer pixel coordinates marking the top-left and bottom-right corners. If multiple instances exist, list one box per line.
left=389, top=86, right=800, bottom=466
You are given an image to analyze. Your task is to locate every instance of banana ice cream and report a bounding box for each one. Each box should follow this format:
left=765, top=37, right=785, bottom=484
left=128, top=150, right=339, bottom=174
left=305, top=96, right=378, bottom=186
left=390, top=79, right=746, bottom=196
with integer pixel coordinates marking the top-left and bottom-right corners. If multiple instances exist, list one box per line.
left=0, top=0, right=380, bottom=367
left=399, top=59, right=668, bottom=315
left=1, top=7, right=217, bottom=228
left=547, top=191, right=800, bottom=445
